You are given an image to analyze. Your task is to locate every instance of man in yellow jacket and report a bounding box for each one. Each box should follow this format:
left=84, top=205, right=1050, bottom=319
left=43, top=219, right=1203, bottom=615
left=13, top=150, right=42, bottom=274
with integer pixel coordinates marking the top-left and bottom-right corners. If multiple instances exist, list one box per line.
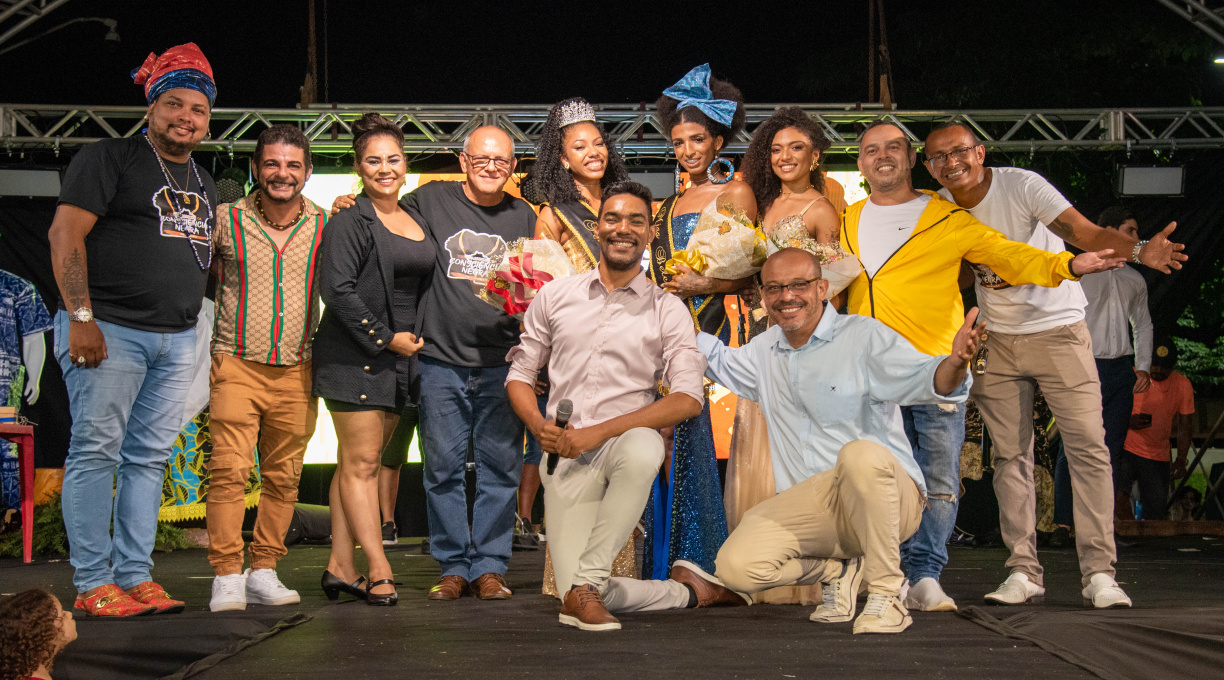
left=835, top=121, right=1124, bottom=615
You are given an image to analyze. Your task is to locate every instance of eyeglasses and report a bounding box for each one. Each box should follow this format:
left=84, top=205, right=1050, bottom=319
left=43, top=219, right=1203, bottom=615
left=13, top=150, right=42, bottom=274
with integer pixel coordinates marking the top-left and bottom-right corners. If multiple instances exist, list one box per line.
left=462, top=152, right=513, bottom=171
left=761, top=277, right=821, bottom=297
left=925, top=144, right=980, bottom=168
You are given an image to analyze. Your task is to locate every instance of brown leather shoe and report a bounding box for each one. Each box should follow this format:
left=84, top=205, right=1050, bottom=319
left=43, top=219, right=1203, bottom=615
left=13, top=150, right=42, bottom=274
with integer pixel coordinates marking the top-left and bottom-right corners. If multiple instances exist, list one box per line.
left=427, top=575, right=468, bottom=601
left=670, top=560, right=751, bottom=607
left=559, top=584, right=621, bottom=631
left=470, top=573, right=513, bottom=600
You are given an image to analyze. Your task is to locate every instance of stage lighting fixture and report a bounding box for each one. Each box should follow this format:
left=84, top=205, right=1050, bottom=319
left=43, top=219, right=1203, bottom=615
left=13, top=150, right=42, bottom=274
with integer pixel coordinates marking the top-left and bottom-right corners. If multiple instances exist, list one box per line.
left=0, top=169, right=61, bottom=197
left=1116, top=165, right=1185, bottom=197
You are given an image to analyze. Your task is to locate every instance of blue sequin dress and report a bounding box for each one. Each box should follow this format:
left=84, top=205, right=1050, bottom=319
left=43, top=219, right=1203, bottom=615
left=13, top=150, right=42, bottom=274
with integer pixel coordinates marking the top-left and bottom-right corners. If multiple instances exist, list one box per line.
left=641, top=211, right=730, bottom=579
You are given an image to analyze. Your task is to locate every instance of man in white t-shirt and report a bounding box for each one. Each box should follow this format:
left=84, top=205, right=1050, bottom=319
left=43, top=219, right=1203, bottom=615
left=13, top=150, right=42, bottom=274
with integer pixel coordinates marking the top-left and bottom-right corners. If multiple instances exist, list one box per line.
left=924, top=121, right=1185, bottom=609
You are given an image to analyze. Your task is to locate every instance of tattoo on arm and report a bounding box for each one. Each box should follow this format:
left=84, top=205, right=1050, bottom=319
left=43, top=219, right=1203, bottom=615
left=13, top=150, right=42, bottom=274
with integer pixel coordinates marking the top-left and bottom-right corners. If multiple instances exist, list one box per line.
left=1047, top=218, right=1076, bottom=242
left=63, top=248, right=89, bottom=309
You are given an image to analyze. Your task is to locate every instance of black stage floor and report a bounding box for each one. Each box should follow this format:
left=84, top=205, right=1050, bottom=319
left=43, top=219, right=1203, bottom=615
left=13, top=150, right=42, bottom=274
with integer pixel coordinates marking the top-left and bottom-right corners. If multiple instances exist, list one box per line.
left=3, top=535, right=1222, bottom=680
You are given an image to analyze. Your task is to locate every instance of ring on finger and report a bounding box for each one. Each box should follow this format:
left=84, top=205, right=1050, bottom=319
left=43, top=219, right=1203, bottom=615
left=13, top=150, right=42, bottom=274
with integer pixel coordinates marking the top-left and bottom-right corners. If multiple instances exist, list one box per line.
left=76, top=355, right=86, bottom=365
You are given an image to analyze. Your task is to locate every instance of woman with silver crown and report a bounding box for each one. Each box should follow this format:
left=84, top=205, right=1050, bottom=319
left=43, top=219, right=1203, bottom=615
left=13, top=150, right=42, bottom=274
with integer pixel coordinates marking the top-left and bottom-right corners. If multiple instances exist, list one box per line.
left=642, top=64, right=756, bottom=580
left=530, top=97, right=630, bottom=271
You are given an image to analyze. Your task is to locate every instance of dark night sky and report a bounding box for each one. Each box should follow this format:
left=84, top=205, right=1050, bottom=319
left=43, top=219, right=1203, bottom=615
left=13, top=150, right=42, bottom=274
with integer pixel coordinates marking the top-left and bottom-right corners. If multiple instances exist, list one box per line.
left=3, top=0, right=1223, bottom=110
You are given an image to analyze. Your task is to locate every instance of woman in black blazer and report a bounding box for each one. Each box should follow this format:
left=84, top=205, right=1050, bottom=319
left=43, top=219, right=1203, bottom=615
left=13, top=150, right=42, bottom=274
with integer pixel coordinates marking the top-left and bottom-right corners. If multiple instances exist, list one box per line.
left=314, top=113, right=433, bottom=606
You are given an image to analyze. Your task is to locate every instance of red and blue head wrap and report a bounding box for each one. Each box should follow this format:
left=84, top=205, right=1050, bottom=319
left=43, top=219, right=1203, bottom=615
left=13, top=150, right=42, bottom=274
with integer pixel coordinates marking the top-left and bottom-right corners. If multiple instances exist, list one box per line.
left=131, top=42, right=216, bottom=106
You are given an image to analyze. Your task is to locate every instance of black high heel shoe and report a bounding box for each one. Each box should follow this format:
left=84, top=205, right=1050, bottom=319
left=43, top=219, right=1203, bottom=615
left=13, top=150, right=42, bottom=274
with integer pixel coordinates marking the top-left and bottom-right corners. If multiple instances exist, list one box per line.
left=321, top=570, right=368, bottom=601
left=366, top=579, right=398, bottom=606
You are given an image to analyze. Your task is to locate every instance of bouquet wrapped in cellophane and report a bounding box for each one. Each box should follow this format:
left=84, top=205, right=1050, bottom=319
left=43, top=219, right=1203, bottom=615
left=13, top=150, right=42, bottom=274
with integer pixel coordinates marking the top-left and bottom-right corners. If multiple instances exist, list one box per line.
left=665, top=198, right=768, bottom=280
left=476, top=238, right=579, bottom=319
left=764, top=219, right=862, bottom=297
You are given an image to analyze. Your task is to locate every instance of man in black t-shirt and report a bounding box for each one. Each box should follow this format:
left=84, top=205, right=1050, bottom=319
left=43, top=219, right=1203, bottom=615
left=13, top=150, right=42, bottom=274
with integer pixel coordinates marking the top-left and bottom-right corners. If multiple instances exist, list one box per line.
left=402, top=126, right=536, bottom=601
left=47, top=43, right=218, bottom=617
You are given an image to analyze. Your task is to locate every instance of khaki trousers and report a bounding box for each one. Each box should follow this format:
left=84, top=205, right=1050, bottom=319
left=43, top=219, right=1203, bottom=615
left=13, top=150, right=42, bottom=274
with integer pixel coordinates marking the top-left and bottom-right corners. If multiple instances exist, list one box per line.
left=972, top=321, right=1116, bottom=586
left=543, top=427, right=691, bottom=612
left=206, top=355, right=317, bottom=576
left=715, top=440, right=923, bottom=597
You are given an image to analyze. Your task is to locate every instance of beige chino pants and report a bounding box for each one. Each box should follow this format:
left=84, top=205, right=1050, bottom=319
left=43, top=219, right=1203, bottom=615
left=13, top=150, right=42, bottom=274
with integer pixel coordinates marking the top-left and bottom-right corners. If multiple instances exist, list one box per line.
left=972, top=321, right=1116, bottom=586
left=206, top=355, right=317, bottom=576
left=715, top=440, right=923, bottom=597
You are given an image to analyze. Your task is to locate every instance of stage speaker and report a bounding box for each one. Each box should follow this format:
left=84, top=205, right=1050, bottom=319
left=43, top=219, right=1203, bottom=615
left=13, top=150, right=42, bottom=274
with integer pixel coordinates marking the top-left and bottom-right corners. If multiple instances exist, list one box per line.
left=0, top=169, right=60, bottom=197
left=1116, top=165, right=1185, bottom=196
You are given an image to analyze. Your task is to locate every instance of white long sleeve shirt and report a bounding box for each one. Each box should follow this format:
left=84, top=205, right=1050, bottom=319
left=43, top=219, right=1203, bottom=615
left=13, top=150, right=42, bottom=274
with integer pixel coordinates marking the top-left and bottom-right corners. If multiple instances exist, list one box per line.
left=1078, top=265, right=1153, bottom=371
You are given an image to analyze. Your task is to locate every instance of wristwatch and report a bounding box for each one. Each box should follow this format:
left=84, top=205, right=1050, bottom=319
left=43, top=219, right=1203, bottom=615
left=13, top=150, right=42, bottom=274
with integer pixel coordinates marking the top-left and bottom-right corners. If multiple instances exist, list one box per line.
left=69, top=307, right=94, bottom=323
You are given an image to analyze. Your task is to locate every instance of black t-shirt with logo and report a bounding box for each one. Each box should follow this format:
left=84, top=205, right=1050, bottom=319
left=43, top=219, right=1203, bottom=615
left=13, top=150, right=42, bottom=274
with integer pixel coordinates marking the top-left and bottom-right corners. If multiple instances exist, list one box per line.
left=57, top=136, right=216, bottom=333
left=401, top=181, right=536, bottom=367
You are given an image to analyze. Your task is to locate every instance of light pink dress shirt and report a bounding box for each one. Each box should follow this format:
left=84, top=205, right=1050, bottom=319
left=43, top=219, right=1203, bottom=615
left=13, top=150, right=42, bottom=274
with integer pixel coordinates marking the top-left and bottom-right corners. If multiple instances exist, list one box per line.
left=506, top=268, right=707, bottom=430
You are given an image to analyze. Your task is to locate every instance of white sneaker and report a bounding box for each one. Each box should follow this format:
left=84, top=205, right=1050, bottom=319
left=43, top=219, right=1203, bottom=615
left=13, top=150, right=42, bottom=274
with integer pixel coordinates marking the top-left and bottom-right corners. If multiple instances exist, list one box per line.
left=210, top=573, right=247, bottom=612
left=984, top=571, right=1045, bottom=605
left=905, top=577, right=958, bottom=612
left=245, top=568, right=300, bottom=606
left=1081, top=573, right=1132, bottom=609
left=809, top=557, right=864, bottom=623
left=853, top=593, right=912, bottom=634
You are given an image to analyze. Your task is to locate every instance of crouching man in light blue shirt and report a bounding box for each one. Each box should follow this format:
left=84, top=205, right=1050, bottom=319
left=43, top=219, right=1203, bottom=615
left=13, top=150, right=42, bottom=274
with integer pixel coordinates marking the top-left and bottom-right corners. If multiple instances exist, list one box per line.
left=704, top=249, right=983, bottom=635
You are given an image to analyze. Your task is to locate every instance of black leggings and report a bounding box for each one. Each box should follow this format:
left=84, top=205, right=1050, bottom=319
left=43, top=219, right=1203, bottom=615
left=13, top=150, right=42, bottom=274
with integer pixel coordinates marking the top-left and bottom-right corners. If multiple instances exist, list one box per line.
left=1116, top=449, right=1170, bottom=520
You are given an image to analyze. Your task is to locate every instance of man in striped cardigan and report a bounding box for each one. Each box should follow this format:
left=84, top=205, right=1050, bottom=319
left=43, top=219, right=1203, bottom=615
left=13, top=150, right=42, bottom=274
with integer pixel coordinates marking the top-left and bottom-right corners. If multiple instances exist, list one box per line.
left=206, top=124, right=327, bottom=612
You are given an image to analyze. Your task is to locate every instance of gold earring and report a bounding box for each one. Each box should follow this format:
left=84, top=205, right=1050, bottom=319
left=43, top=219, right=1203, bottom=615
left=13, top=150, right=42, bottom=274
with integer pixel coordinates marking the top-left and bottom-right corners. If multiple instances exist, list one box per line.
left=563, top=162, right=570, bottom=170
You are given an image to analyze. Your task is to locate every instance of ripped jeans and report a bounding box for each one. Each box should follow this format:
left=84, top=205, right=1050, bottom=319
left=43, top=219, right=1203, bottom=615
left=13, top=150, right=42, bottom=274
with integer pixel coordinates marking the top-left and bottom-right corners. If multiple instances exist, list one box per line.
left=899, top=402, right=965, bottom=584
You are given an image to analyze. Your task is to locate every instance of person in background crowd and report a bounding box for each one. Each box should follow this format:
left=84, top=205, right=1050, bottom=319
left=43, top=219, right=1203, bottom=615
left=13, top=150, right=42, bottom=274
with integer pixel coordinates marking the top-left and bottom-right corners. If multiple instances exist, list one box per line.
left=1051, top=206, right=1154, bottom=545
left=520, top=96, right=631, bottom=543
left=643, top=63, right=753, bottom=580
left=838, top=121, right=1120, bottom=614
left=1120, top=339, right=1194, bottom=520
left=0, top=590, right=78, bottom=680
left=377, top=407, right=419, bottom=545
left=314, top=113, right=432, bottom=607
left=48, top=42, right=218, bottom=617
left=926, top=121, right=1185, bottom=609
left=206, top=124, right=326, bottom=612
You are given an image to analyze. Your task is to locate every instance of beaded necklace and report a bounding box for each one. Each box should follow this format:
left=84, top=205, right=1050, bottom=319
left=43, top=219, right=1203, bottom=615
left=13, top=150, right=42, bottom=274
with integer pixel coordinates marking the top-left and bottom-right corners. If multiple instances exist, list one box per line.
left=144, top=133, right=213, bottom=270
left=255, top=191, right=304, bottom=230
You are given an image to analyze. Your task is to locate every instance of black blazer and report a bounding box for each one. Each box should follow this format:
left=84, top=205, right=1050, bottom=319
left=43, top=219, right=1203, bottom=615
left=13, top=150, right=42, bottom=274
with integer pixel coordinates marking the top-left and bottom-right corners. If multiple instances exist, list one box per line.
left=311, top=196, right=427, bottom=408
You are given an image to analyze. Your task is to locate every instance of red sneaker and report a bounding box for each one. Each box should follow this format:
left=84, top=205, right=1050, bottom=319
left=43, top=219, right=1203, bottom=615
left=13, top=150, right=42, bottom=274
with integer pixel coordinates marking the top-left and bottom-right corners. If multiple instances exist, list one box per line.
left=74, top=584, right=156, bottom=618
left=125, top=581, right=186, bottom=614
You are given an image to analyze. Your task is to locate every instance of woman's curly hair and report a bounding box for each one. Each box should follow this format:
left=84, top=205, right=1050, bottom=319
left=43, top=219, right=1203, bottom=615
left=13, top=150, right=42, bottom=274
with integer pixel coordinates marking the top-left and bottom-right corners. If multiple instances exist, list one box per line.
left=742, top=107, right=832, bottom=214
left=655, top=73, right=746, bottom=146
left=0, top=590, right=62, bottom=680
left=525, top=97, right=629, bottom=206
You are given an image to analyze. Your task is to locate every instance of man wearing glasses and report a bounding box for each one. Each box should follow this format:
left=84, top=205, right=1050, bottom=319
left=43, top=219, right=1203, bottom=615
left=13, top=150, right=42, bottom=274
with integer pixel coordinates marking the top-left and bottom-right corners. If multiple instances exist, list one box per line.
left=400, top=126, right=537, bottom=601
left=923, top=122, right=1184, bottom=609
left=838, top=121, right=1123, bottom=614
left=701, top=248, right=983, bottom=634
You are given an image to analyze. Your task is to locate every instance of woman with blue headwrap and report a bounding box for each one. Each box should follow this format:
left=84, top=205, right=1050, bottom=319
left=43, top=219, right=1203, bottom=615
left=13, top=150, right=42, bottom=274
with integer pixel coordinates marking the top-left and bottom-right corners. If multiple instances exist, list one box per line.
left=643, top=64, right=755, bottom=579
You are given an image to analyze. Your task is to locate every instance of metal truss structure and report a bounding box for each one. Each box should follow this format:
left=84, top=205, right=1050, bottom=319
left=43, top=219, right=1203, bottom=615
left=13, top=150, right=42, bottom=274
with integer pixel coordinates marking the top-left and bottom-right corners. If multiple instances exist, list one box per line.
left=4, top=102, right=1224, bottom=160
left=1153, top=0, right=1224, bottom=48
left=0, top=0, right=71, bottom=50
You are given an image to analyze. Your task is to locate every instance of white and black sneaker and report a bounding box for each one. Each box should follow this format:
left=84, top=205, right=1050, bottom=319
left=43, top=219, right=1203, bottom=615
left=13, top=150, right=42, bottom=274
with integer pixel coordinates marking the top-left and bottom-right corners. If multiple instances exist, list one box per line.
left=381, top=521, right=398, bottom=546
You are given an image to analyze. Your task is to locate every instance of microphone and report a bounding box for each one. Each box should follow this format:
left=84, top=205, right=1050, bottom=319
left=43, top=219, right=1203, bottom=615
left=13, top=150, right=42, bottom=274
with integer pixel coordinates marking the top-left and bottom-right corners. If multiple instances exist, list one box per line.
left=546, top=398, right=573, bottom=475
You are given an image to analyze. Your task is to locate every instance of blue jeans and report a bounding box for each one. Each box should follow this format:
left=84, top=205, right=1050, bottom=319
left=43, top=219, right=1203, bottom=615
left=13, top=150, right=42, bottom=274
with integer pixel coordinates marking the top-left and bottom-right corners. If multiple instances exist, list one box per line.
left=418, top=356, right=524, bottom=580
left=55, top=313, right=196, bottom=592
left=899, top=402, right=965, bottom=583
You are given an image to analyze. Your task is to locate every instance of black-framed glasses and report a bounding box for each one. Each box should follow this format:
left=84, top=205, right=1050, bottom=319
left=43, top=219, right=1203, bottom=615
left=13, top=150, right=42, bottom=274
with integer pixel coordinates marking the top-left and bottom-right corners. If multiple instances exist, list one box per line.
left=925, top=144, right=980, bottom=167
left=762, top=277, right=822, bottom=297
left=462, top=152, right=513, bottom=171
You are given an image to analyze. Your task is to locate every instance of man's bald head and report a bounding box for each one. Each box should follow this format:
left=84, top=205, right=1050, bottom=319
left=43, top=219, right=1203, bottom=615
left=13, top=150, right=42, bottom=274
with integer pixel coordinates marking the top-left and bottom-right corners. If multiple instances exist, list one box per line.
left=762, top=248, right=822, bottom=281
left=463, top=125, right=514, bottom=155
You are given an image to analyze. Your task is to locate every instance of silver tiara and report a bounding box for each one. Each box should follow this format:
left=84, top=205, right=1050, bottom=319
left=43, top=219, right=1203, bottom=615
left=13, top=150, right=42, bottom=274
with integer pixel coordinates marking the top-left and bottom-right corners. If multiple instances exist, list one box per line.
left=557, top=99, right=596, bottom=128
